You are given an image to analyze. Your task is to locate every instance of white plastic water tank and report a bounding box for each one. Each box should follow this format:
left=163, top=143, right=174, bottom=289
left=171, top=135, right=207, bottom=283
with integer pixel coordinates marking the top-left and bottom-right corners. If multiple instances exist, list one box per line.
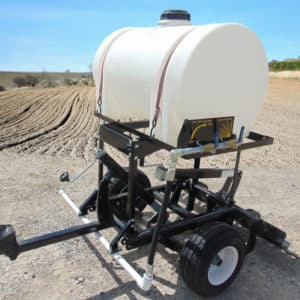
left=93, top=10, right=268, bottom=147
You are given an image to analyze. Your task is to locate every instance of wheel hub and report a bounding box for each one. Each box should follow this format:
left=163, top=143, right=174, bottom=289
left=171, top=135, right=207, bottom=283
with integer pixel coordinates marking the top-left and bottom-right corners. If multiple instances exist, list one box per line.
left=208, top=246, right=239, bottom=286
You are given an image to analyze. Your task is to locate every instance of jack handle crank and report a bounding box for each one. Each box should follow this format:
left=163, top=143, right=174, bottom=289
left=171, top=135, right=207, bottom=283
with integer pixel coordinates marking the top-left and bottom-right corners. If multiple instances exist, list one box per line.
left=59, top=148, right=98, bottom=184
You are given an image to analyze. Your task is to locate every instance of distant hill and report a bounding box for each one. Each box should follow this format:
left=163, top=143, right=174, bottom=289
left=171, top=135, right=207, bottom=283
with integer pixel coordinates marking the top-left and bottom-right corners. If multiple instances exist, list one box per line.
left=269, top=59, right=300, bottom=71
left=0, top=71, right=93, bottom=89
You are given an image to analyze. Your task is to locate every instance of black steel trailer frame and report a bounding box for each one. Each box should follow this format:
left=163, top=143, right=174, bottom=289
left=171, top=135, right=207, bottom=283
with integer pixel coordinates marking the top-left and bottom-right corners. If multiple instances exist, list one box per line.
left=0, top=114, right=296, bottom=296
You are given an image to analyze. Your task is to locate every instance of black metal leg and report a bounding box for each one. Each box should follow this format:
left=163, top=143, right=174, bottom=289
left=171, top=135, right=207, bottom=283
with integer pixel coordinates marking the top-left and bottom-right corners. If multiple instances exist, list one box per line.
left=147, top=180, right=173, bottom=266
left=127, top=152, right=138, bottom=219
left=96, top=178, right=113, bottom=226
left=98, top=138, right=104, bottom=181
left=170, top=185, right=182, bottom=205
left=228, top=171, right=242, bottom=200
left=110, top=219, right=134, bottom=252
left=228, top=150, right=242, bottom=201
left=187, top=158, right=201, bottom=211
left=246, top=228, right=258, bottom=254
left=219, top=177, right=233, bottom=196
left=79, top=190, right=98, bottom=215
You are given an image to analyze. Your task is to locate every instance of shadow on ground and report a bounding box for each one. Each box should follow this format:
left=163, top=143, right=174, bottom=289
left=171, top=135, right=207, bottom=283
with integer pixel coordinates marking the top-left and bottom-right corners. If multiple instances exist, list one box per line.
left=83, top=235, right=300, bottom=300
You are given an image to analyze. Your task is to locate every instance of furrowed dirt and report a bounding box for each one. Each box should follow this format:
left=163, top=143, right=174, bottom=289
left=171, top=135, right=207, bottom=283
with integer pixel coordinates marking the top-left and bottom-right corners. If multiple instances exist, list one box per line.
left=0, top=78, right=299, bottom=299
left=0, top=79, right=299, bottom=167
left=0, top=87, right=98, bottom=160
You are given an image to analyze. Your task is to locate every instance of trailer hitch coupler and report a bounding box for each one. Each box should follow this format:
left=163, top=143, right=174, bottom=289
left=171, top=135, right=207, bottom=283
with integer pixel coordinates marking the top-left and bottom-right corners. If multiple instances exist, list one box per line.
left=0, top=225, right=19, bottom=260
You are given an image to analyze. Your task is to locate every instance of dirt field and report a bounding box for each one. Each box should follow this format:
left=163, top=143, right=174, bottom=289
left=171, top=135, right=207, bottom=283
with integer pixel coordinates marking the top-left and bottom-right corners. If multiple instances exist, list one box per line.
left=0, top=78, right=299, bottom=299
left=0, top=87, right=98, bottom=159
left=270, top=71, right=300, bottom=79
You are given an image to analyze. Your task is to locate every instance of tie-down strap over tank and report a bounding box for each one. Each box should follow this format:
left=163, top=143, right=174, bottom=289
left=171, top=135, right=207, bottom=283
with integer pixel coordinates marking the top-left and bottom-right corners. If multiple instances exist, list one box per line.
left=95, top=28, right=134, bottom=114
left=150, top=27, right=197, bottom=133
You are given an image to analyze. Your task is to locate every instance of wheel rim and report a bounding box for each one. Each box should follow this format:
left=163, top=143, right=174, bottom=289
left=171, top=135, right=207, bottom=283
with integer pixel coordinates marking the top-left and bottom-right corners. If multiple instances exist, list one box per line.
left=208, top=246, right=239, bottom=286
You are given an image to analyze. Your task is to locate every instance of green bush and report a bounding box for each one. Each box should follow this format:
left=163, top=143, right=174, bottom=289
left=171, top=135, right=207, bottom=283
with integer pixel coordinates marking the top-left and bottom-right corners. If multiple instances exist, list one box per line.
left=45, top=80, right=56, bottom=88
left=25, top=74, right=39, bottom=87
left=13, top=76, right=28, bottom=87
left=64, top=78, right=78, bottom=86
left=80, top=79, right=89, bottom=86
left=13, top=74, right=39, bottom=87
left=269, top=60, right=300, bottom=71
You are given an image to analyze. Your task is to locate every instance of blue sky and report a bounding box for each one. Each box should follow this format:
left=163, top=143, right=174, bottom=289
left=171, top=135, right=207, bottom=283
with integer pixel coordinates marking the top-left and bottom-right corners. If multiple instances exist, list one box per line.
left=1, top=0, right=299, bottom=72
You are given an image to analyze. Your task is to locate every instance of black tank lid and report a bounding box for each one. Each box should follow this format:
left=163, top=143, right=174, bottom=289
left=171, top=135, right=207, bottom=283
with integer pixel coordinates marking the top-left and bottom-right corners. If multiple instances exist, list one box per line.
left=160, top=10, right=191, bottom=21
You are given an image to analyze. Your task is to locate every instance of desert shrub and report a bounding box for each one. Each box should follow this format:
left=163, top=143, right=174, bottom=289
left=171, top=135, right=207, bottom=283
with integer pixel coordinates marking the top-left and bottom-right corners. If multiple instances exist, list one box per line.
left=0, top=85, right=5, bottom=91
left=13, top=76, right=28, bottom=87
left=64, top=78, right=78, bottom=86
left=80, top=79, right=89, bottom=86
left=13, top=75, right=39, bottom=87
left=25, top=74, right=39, bottom=87
left=45, top=80, right=56, bottom=88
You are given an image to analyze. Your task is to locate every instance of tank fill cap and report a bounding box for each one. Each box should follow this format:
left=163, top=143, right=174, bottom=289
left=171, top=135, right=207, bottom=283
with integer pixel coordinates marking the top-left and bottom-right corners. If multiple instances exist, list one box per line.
left=160, top=10, right=191, bottom=21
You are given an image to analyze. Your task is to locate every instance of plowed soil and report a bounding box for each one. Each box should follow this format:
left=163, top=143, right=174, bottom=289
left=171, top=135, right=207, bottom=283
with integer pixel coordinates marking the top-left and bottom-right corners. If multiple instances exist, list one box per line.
left=0, top=80, right=299, bottom=168
left=0, top=87, right=98, bottom=160
left=0, top=79, right=299, bottom=299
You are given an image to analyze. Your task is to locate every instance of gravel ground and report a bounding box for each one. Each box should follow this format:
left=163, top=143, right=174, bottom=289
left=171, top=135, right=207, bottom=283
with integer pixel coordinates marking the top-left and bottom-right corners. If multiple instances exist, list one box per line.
left=0, top=78, right=299, bottom=299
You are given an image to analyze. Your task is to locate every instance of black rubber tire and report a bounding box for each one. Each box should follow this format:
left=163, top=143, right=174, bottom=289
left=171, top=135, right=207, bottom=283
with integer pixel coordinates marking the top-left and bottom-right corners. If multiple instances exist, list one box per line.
left=179, top=222, right=246, bottom=297
left=107, top=170, right=152, bottom=220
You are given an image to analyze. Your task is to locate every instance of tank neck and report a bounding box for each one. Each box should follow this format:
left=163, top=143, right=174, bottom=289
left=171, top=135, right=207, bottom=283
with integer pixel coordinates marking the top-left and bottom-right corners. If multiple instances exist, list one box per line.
left=158, top=19, right=192, bottom=26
